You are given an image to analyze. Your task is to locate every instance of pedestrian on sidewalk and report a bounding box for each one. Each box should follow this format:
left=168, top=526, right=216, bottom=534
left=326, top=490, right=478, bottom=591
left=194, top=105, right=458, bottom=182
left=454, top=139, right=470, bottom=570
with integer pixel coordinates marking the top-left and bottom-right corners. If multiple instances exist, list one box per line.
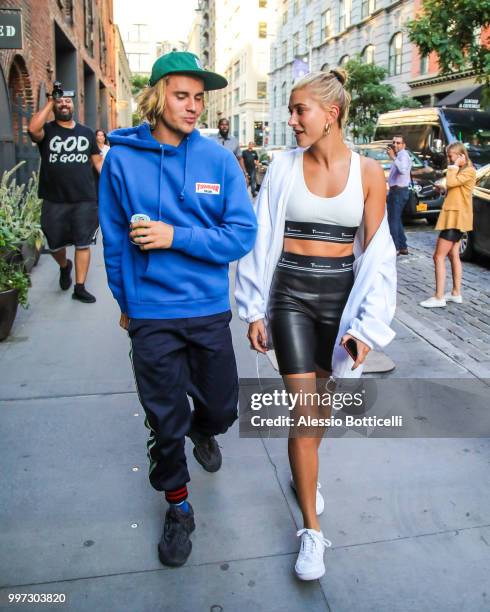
left=211, top=118, right=249, bottom=181
left=28, top=88, right=103, bottom=303
left=99, top=52, right=257, bottom=568
left=386, top=135, right=412, bottom=255
left=95, top=129, right=110, bottom=161
left=420, top=142, right=476, bottom=308
left=242, top=142, right=259, bottom=197
left=235, top=68, right=396, bottom=581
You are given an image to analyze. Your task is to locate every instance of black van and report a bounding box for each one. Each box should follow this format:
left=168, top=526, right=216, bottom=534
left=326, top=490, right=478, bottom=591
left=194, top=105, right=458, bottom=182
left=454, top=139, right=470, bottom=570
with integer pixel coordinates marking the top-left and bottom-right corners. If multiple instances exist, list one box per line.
left=374, top=108, right=490, bottom=170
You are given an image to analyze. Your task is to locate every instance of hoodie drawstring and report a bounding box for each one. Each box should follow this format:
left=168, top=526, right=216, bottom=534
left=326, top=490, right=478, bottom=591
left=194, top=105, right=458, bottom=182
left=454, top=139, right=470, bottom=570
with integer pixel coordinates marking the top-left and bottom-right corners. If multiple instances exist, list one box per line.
left=158, top=146, right=165, bottom=220
left=179, top=137, right=190, bottom=201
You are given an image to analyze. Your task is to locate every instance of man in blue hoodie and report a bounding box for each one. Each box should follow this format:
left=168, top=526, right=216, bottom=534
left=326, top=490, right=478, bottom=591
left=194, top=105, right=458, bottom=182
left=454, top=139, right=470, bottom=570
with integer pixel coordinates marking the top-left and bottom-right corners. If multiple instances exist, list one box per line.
left=99, top=52, right=257, bottom=567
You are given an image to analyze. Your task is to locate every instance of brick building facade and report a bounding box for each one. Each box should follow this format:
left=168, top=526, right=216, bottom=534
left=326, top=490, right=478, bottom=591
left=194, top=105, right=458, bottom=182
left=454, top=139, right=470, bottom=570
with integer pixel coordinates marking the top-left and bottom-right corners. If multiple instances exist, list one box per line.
left=0, top=0, right=116, bottom=182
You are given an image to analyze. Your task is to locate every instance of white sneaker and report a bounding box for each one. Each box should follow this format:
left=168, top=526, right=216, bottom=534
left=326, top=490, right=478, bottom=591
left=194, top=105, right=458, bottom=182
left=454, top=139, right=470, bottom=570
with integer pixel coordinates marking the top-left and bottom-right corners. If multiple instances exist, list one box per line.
left=419, top=296, right=446, bottom=308
left=444, top=293, right=463, bottom=304
left=295, top=528, right=332, bottom=581
left=290, top=477, right=325, bottom=516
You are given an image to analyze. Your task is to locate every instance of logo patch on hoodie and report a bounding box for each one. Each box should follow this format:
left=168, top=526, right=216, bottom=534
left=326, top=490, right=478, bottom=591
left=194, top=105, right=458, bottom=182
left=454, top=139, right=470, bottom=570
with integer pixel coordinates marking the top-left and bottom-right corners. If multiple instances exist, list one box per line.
left=196, top=182, right=221, bottom=195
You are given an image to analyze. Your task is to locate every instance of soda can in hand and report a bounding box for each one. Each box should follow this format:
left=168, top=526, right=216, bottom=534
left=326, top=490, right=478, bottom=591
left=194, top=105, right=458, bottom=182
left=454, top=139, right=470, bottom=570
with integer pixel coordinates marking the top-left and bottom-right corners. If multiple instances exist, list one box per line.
left=130, top=214, right=150, bottom=245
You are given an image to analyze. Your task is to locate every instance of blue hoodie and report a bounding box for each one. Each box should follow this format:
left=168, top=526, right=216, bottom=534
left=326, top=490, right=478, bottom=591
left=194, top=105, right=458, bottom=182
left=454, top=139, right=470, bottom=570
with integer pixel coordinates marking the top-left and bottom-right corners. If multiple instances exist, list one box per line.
left=99, top=124, right=257, bottom=319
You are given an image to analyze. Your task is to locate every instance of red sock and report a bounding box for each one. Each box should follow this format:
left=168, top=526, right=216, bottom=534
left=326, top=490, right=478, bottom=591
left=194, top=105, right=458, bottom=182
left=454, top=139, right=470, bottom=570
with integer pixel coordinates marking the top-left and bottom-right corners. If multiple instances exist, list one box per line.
left=165, top=485, right=188, bottom=505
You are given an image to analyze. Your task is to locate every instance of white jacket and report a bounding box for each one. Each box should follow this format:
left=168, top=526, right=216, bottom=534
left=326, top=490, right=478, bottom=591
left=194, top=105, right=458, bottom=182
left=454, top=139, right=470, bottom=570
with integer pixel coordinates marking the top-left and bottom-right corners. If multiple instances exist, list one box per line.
left=235, top=148, right=397, bottom=379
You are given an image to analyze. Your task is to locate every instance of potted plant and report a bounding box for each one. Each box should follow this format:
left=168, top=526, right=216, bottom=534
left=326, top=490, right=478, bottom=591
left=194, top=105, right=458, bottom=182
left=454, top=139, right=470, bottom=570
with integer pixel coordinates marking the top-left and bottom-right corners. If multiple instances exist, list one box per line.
left=17, top=172, right=44, bottom=271
left=0, top=163, right=44, bottom=273
left=0, top=258, right=29, bottom=341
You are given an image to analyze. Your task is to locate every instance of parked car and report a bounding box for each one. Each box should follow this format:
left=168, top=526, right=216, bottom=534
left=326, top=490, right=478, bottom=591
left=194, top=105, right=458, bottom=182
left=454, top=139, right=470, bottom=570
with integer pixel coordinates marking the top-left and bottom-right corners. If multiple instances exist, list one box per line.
left=198, top=128, right=219, bottom=138
left=459, top=164, right=490, bottom=261
left=355, top=141, right=444, bottom=220
left=374, top=107, right=490, bottom=170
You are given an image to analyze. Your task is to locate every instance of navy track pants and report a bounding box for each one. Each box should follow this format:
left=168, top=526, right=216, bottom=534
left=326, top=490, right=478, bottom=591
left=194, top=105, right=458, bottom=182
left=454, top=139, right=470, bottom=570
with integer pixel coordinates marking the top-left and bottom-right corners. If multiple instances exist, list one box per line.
left=128, top=310, right=238, bottom=492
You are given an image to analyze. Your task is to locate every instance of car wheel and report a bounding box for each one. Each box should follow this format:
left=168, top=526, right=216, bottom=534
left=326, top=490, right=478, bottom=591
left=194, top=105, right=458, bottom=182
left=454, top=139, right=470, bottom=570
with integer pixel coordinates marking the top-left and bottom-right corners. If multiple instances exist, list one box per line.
left=459, top=231, right=474, bottom=261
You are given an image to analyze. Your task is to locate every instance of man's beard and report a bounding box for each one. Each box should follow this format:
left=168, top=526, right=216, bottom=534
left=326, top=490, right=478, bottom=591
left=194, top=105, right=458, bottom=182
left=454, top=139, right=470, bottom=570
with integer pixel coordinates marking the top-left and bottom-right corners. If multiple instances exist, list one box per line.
left=219, top=129, right=229, bottom=137
left=54, top=108, right=73, bottom=121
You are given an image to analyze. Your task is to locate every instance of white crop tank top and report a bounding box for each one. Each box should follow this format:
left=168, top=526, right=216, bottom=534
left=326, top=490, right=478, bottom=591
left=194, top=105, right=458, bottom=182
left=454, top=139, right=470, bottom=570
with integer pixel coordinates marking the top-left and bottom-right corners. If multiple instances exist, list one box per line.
left=286, top=151, right=365, bottom=229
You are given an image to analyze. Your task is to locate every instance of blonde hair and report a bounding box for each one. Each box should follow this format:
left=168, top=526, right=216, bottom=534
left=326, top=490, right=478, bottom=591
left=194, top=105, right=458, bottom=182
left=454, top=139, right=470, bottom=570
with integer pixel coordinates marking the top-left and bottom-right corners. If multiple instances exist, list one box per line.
left=446, top=141, right=472, bottom=168
left=291, top=68, right=351, bottom=127
left=136, top=78, right=168, bottom=129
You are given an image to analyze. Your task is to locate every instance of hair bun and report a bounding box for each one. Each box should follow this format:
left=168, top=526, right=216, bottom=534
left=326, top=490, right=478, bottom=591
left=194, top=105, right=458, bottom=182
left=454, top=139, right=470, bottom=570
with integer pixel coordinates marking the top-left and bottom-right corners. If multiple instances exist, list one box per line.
left=330, top=68, right=347, bottom=86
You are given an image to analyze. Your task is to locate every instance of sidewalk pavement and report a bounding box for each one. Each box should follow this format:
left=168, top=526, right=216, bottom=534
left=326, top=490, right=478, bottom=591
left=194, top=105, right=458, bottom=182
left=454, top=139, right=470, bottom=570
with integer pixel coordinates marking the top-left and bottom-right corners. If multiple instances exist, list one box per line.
left=1, top=241, right=490, bottom=612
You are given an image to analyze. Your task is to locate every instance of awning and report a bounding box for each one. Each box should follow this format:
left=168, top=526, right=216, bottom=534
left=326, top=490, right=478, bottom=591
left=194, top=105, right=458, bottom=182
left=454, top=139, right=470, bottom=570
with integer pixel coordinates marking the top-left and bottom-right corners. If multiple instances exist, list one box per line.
left=435, top=85, right=482, bottom=108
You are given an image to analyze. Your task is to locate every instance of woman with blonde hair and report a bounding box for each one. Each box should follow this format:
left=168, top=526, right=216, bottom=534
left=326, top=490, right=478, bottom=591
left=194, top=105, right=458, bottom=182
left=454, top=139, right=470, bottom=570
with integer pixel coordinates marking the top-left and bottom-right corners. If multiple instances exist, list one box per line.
left=420, top=142, right=476, bottom=308
left=235, top=68, right=397, bottom=580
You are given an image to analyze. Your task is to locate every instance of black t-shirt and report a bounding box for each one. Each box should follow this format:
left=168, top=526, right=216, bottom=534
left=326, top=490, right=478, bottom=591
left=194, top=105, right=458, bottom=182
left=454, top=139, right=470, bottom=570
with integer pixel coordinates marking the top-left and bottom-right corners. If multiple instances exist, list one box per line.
left=242, top=149, right=259, bottom=172
left=37, top=122, right=99, bottom=203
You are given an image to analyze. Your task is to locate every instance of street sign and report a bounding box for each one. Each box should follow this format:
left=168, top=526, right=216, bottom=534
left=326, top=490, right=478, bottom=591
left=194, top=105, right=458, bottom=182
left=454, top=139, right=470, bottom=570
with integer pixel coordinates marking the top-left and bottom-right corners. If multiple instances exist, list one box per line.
left=0, top=10, right=23, bottom=50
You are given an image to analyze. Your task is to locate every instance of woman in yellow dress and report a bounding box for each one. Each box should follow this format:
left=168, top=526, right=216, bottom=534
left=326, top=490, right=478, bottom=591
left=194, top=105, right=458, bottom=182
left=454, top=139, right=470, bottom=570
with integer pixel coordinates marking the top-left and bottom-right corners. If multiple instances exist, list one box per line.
left=420, top=142, right=476, bottom=308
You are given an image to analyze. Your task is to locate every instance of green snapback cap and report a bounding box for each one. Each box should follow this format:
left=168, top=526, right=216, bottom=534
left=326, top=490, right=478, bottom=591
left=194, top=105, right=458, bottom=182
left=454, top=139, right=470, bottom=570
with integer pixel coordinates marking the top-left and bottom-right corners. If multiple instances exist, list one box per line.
left=149, top=51, right=228, bottom=91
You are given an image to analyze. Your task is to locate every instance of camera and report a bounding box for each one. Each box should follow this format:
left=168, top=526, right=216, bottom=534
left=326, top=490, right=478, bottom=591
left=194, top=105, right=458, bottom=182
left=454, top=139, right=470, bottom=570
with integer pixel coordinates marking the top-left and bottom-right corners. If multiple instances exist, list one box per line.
left=387, top=143, right=396, bottom=152
left=51, top=81, right=75, bottom=100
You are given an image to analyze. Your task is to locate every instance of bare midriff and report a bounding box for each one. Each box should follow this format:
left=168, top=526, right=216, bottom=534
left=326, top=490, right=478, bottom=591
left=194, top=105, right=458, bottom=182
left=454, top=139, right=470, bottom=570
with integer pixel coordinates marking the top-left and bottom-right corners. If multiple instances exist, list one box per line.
left=283, top=237, right=354, bottom=257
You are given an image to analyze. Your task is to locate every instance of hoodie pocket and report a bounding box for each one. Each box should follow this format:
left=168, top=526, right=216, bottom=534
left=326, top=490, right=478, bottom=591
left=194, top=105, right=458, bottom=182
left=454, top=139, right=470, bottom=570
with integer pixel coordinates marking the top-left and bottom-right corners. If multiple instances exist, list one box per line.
left=139, top=250, right=228, bottom=304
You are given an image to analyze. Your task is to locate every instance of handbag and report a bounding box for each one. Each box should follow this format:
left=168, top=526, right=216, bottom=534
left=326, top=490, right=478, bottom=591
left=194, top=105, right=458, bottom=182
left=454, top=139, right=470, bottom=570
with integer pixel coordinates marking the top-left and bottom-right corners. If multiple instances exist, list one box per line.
left=404, top=175, right=418, bottom=216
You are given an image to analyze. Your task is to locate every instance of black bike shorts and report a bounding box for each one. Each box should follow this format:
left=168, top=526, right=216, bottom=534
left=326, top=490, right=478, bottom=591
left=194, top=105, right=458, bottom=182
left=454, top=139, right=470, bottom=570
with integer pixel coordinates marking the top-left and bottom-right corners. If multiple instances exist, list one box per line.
left=268, top=252, right=354, bottom=374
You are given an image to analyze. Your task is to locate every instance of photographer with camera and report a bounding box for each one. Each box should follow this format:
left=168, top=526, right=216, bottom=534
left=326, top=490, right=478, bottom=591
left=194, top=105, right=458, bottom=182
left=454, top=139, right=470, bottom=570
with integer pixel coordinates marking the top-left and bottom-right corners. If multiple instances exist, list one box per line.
left=386, top=135, right=412, bottom=256
left=28, top=82, right=103, bottom=303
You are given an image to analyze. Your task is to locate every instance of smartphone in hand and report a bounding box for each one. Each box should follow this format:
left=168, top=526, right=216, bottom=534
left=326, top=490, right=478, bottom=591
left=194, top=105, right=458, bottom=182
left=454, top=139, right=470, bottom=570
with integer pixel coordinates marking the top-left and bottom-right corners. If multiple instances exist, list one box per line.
left=343, top=338, right=358, bottom=361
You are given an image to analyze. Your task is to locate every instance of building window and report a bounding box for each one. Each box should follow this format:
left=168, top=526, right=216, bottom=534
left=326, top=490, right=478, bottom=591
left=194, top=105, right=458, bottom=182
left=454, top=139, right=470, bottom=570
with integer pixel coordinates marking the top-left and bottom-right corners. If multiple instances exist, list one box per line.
left=99, top=19, right=107, bottom=73
left=420, top=54, right=429, bottom=75
left=234, top=87, right=239, bottom=104
left=281, top=81, right=287, bottom=105
left=58, top=0, right=74, bottom=24
left=361, top=44, right=375, bottom=65
left=84, top=0, right=94, bottom=54
left=306, top=22, right=314, bottom=48
left=257, top=81, right=267, bottom=99
left=233, top=115, right=239, bottom=139
left=339, top=54, right=350, bottom=66
left=293, top=0, right=299, bottom=14
left=361, top=0, right=376, bottom=19
left=389, top=32, right=403, bottom=76
left=293, top=32, right=299, bottom=56
left=127, top=53, right=151, bottom=73
left=338, top=0, right=352, bottom=32
left=321, top=10, right=331, bottom=40
left=258, top=21, right=267, bottom=38
left=282, top=9, right=288, bottom=25
left=234, top=60, right=240, bottom=80
left=259, top=0, right=267, bottom=7
left=281, top=40, right=288, bottom=65
left=128, top=23, right=148, bottom=42
left=281, top=121, right=286, bottom=145
left=273, top=85, right=277, bottom=107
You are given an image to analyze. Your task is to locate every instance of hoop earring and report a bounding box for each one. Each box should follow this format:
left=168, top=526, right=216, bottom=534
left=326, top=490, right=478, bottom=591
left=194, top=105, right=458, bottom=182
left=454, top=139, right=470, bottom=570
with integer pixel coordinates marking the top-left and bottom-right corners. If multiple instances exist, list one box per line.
left=324, top=123, right=331, bottom=136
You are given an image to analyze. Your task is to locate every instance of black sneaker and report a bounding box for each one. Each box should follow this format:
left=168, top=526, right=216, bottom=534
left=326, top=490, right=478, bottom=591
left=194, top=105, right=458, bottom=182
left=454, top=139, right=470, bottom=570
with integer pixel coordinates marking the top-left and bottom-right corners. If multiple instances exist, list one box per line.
left=158, top=503, right=195, bottom=567
left=188, top=426, right=222, bottom=473
left=72, top=284, right=96, bottom=303
left=59, top=260, right=73, bottom=291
